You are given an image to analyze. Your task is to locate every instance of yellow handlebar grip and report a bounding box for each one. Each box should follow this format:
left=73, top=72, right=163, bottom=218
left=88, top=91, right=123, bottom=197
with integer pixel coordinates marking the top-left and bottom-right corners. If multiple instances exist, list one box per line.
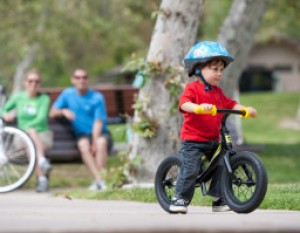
left=211, top=105, right=217, bottom=116
left=240, top=107, right=251, bottom=118
left=193, top=105, right=217, bottom=116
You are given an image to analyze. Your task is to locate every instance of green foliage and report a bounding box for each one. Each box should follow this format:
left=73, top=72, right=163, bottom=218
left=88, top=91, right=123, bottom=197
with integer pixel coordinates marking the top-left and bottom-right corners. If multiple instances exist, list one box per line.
left=260, top=183, right=300, bottom=210
left=131, top=116, right=159, bottom=138
left=1, top=0, right=299, bottom=92
left=102, top=152, right=129, bottom=189
left=104, top=151, right=142, bottom=189
left=124, top=57, right=184, bottom=137
left=200, top=0, right=232, bottom=40
left=258, top=0, right=300, bottom=41
left=108, top=124, right=127, bottom=143
left=131, top=95, right=159, bottom=138
left=0, top=0, right=160, bottom=91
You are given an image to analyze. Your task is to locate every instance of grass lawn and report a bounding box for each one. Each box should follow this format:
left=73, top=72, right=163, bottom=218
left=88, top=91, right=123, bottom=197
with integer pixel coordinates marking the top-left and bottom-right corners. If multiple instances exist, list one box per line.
left=25, top=92, right=300, bottom=211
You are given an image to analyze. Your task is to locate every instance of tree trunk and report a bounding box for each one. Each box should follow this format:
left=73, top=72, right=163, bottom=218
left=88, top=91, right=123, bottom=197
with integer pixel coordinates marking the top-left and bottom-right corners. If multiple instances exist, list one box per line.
left=219, top=0, right=270, bottom=96
left=129, top=0, right=204, bottom=183
left=218, top=0, right=270, bottom=145
left=12, top=2, right=48, bottom=94
left=12, top=44, right=38, bottom=95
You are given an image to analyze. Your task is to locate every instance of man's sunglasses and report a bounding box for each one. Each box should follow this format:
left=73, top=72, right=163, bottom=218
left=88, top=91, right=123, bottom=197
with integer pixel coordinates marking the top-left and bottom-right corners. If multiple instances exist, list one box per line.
left=27, top=79, right=41, bottom=84
left=73, top=75, right=88, bottom=80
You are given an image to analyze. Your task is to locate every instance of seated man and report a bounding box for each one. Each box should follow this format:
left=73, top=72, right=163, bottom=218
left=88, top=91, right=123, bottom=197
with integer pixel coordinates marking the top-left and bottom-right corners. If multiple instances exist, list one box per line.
left=49, top=68, right=112, bottom=190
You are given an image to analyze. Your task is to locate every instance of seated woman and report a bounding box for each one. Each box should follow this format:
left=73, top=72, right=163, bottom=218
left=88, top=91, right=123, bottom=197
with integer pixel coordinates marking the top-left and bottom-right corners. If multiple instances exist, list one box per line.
left=0, top=70, right=53, bottom=192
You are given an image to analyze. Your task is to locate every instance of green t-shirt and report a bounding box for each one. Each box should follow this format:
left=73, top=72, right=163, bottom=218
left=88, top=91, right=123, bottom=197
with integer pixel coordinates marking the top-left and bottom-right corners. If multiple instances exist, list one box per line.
left=1, top=92, right=50, bottom=132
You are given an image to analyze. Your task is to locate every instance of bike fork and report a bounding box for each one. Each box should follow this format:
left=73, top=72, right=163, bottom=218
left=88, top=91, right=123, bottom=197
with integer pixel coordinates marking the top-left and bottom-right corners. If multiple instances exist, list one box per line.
left=223, top=151, right=233, bottom=174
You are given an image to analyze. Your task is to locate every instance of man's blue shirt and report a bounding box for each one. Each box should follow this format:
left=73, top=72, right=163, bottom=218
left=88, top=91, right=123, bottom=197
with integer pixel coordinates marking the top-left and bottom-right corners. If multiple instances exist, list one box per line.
left=53, top=87, right=108, bottom=136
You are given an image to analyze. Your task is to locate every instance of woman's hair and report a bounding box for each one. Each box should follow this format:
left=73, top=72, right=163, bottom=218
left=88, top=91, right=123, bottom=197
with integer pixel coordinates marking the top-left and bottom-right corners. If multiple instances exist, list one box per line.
left=23, top=69, right=41, bottom=81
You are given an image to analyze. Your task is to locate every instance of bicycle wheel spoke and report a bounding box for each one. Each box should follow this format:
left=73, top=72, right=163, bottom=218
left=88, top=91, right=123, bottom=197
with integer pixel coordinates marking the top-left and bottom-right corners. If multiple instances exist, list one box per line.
left=0, top=127, right=36, bottom=193
left=231, top=163, right=256, bottom=203
left=5, top=163, right=22, bottom=180
left=0, top=165, right=17, bottom=185
left=163, top=164, right=179, bottom=198
left=6, top=147, right=29, bottom=163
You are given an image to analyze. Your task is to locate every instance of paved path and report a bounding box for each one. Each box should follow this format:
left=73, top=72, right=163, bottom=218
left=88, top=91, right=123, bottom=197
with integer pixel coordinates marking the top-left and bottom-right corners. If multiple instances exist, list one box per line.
left=0, top=190, right=300, bottom=233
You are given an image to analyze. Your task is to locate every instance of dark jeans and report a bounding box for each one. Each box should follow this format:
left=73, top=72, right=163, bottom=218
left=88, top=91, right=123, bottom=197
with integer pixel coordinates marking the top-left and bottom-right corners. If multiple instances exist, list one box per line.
left=175, top=140, right=222, bottom=203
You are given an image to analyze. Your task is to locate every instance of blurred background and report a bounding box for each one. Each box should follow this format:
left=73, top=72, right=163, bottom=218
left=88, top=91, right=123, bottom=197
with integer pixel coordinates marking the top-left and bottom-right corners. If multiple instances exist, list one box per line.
left=0, top=0, right=299, bottom=93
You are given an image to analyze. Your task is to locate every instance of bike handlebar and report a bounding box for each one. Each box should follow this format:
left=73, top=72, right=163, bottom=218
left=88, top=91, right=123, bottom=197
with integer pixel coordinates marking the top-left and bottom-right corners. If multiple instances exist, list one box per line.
left=193, top=105, right=255, bottom=118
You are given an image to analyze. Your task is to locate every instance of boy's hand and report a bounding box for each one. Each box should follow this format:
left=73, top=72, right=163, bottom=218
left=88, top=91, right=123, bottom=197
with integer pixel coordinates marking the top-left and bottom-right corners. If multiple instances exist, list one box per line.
left=193, top=104, right=217, bottom=116
left=241, top=106, right=257, bottom=118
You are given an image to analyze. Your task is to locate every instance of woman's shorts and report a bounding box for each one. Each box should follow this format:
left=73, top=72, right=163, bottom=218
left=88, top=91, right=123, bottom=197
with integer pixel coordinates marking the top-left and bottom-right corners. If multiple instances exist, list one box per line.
left=38, top=131, right=54, bottom=151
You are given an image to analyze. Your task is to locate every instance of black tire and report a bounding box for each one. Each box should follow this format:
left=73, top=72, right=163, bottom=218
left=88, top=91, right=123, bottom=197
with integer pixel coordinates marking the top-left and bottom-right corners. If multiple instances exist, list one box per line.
left=221, top=151, right=268, bottom=213
left=155, top=155, right=182, bottom=213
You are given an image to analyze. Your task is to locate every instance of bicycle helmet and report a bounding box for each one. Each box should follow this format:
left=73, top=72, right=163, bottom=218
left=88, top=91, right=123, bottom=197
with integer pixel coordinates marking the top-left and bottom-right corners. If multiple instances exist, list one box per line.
left=184, top=41, right=234, bottom=91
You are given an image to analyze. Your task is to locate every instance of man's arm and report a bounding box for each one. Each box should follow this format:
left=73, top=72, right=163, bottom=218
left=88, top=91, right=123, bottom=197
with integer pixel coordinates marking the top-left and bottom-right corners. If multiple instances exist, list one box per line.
left=49, top=90, right=75, bottom=120
left=49, top=107, right=63, bottom=118
left=49, top=107, right=75, bottom=121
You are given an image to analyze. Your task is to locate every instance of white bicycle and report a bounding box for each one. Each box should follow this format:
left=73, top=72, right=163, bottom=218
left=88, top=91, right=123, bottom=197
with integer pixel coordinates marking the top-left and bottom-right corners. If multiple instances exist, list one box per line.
left=0, top=118, right=36, bottom=193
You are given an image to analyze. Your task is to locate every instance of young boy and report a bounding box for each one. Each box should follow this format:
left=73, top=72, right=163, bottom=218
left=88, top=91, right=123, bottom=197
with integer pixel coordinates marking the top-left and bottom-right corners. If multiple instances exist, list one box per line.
left=170, top=41, right=256, bottom=213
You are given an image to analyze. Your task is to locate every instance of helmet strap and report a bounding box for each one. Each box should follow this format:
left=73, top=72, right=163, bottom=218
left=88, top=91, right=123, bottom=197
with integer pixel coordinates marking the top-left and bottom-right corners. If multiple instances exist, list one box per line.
left=195, top=68, right=211, bottom=92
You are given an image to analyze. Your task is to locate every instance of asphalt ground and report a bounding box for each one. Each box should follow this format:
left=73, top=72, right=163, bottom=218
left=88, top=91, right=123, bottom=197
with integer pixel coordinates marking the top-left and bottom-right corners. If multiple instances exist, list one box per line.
left=0, top=190, right=300, bottom=233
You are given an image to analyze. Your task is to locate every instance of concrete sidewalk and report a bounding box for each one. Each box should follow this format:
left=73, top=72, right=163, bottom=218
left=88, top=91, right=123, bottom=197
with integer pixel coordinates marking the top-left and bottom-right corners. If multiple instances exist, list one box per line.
left=0, top=190, right=299, bottom=233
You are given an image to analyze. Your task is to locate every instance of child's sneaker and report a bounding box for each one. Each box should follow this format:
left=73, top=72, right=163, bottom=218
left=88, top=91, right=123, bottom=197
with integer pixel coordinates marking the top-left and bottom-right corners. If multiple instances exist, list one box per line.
left=169, top=198, right=188, bottom=213
left=212, top=198, right=231, bottom=212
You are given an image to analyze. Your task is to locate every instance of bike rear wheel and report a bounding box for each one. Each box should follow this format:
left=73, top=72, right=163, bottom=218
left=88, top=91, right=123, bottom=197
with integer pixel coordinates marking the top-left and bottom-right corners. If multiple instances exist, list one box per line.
left=0, top=126, right=36, bottom=193
left=221, top=151, right=268, bottom=213
left=155, top=155, right=182, bottom=213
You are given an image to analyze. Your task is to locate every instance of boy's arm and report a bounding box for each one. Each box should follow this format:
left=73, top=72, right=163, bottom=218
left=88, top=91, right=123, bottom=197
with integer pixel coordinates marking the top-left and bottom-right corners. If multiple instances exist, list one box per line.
left=181, top=102, right=215, bottom=113
left=182, top=102, right=257, bottom=117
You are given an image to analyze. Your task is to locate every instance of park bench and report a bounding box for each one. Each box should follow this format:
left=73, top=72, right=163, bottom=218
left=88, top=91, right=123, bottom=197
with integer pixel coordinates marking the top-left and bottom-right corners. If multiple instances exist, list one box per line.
left=41, top=85, right=138, bottom=161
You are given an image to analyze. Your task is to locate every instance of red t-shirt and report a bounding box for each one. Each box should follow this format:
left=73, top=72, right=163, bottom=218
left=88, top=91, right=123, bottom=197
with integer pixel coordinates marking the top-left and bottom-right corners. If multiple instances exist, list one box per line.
left=179, top=81, right=237, bottom=142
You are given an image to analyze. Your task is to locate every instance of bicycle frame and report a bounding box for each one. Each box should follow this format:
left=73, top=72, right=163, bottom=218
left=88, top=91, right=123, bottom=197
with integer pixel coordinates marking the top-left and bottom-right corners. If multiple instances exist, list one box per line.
left=195, top=109, right=244, bottom=195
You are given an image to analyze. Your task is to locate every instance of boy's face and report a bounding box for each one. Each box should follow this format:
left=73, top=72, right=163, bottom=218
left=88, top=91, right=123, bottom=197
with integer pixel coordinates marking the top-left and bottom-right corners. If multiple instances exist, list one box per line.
left=200, top=60, right=225, bottom=86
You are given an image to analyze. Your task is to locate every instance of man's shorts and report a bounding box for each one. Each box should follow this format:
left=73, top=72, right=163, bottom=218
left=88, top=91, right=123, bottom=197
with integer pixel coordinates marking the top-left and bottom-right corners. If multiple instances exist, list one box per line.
left=76, top=131, right=113, bottom=154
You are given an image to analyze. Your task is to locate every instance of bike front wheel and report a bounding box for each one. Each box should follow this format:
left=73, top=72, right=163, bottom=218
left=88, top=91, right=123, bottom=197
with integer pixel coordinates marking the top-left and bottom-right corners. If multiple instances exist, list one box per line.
left=0, top=126, right=36, bottom=193
left=155, top=155, right=182, bottom=213
left=221, top=151, right=268, bottom=213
